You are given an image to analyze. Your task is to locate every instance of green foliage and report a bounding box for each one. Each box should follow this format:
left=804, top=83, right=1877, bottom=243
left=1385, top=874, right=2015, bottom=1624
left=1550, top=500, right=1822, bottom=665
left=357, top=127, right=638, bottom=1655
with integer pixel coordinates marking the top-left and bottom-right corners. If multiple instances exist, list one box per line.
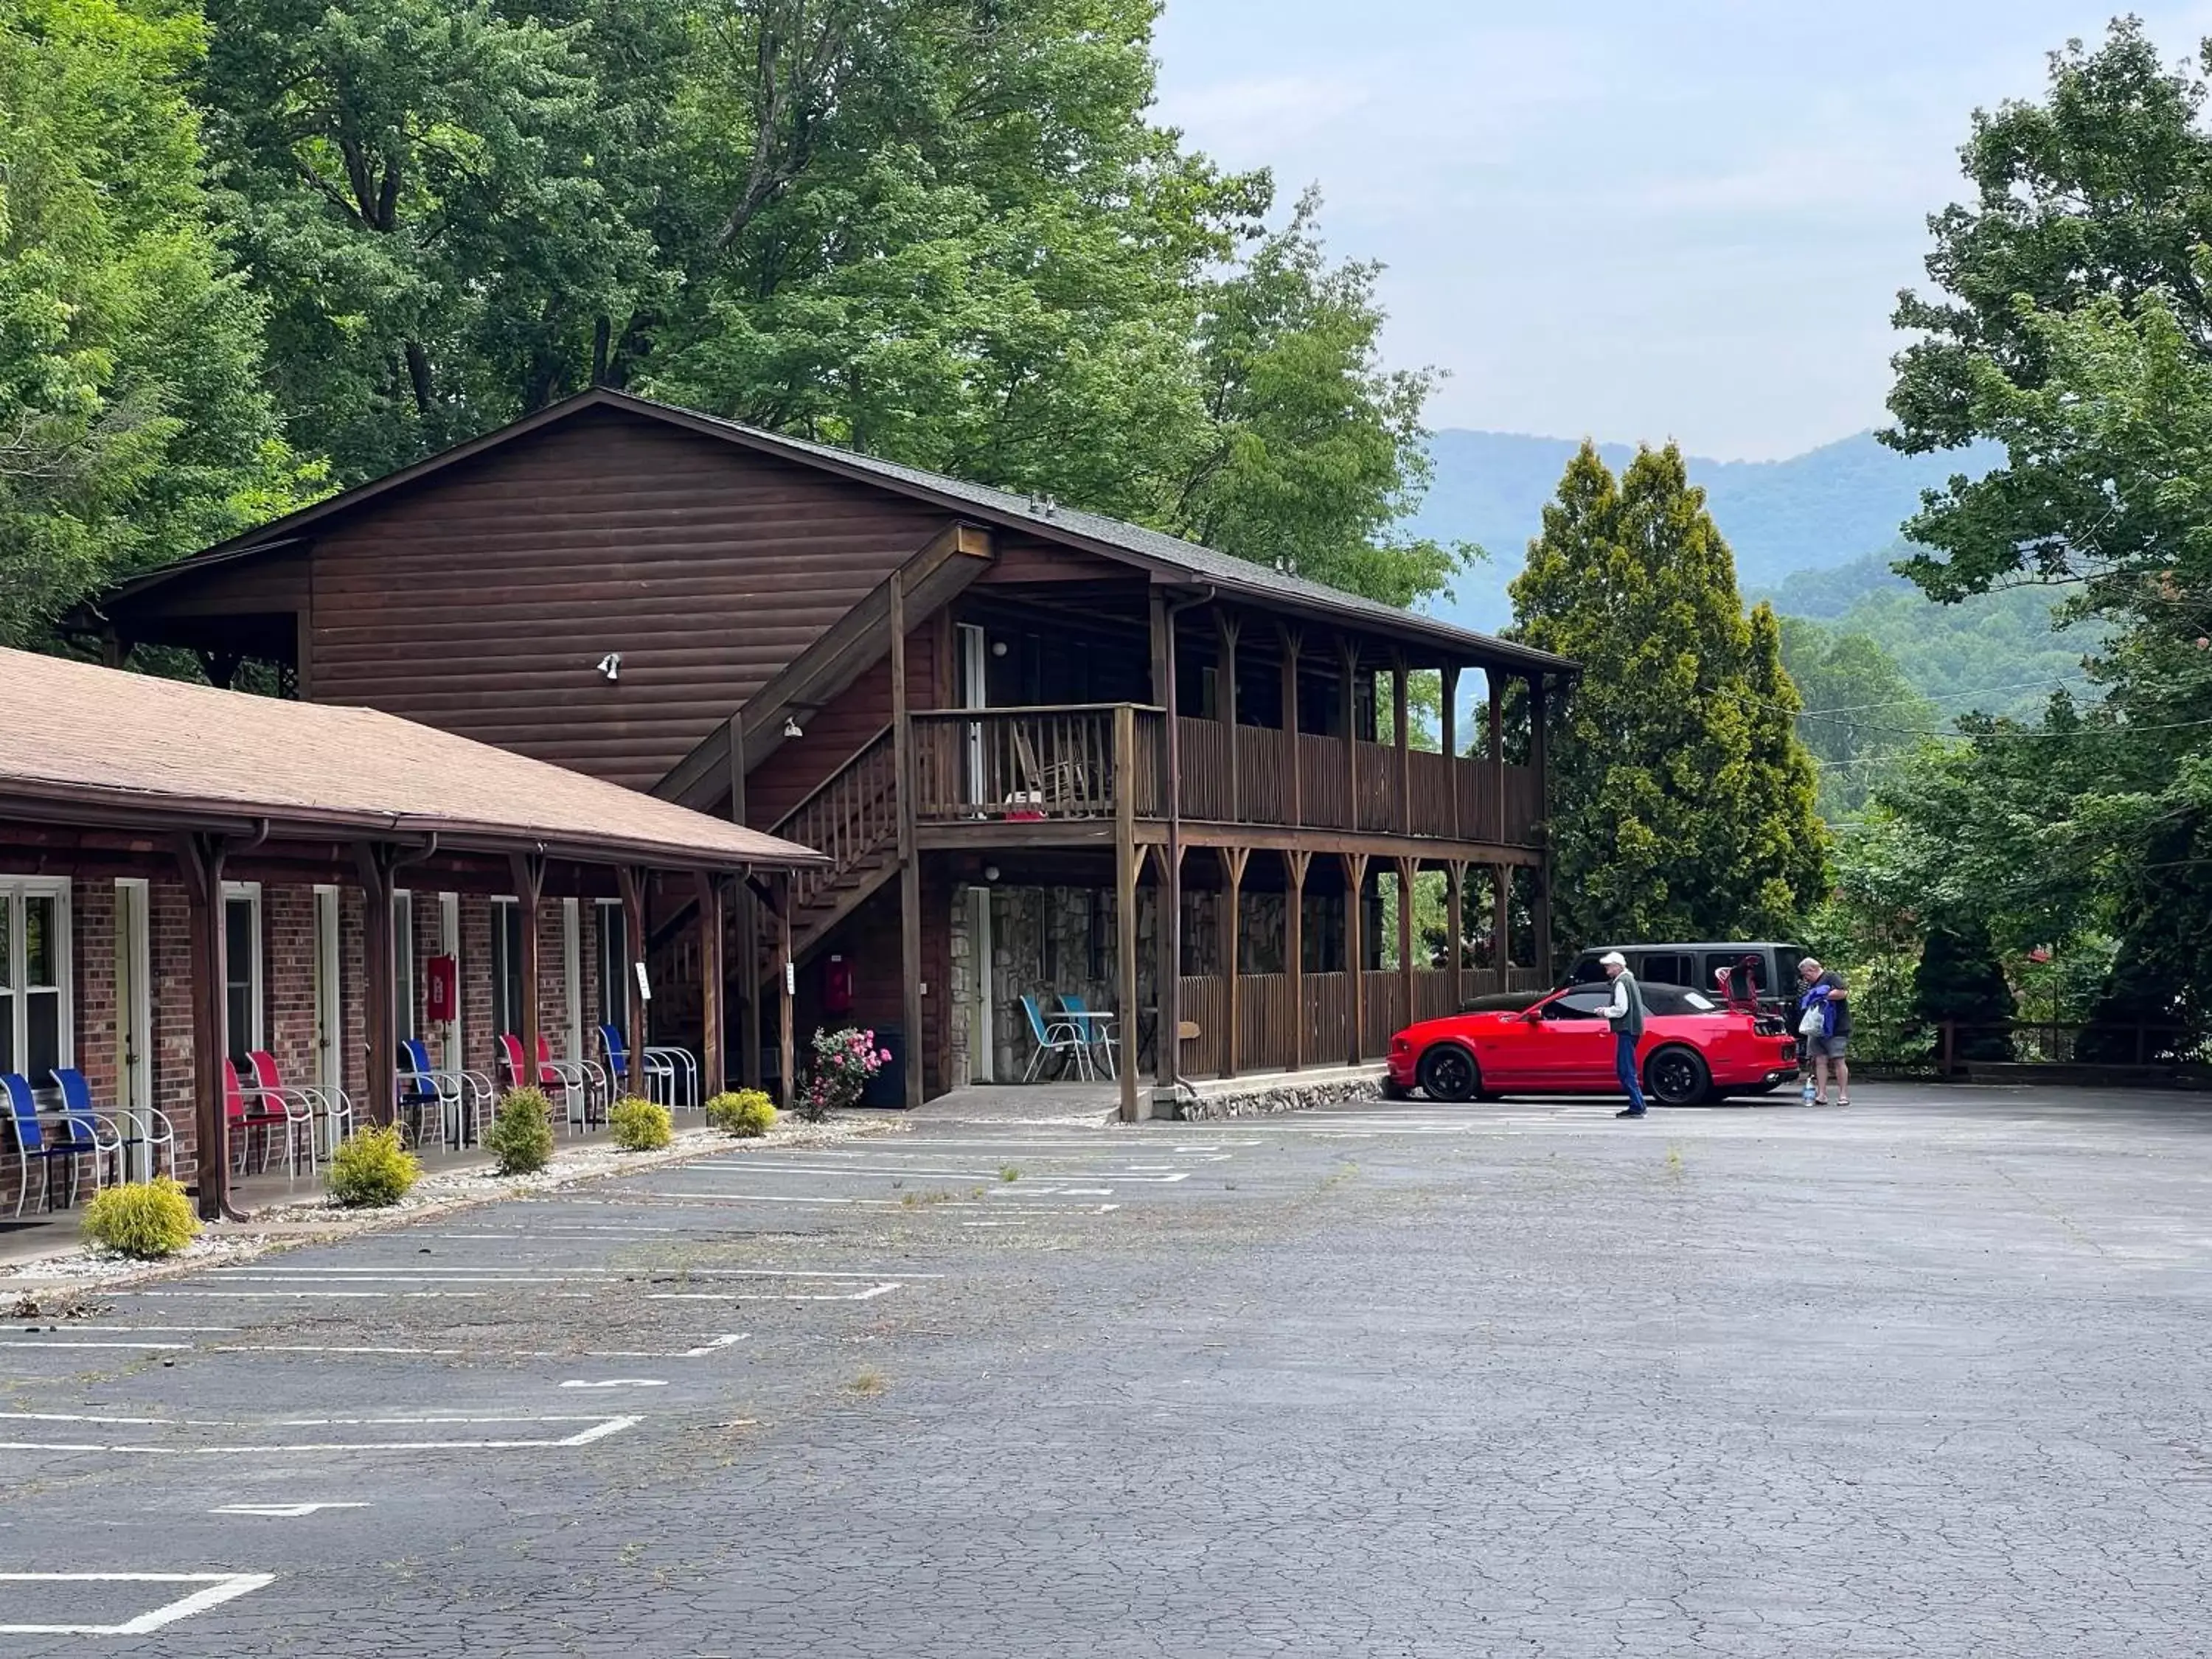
left=705, top=1089, right=776, bottom=1138
left=327, top=1123, right=421, bottom=1207
left=0, top=0, right=316, bottom=647
left=608, top=1095, right=672, bottom=1152
left=1912, top=922, right=2018, bottom=1062
left=1775, top=615, right=1939, bottom=818
left=1507, top=442, right=1829, bottom=956
left=484, top=1085, right=556, bottom=1175
left=81, top=1175, right=199, bottom=1258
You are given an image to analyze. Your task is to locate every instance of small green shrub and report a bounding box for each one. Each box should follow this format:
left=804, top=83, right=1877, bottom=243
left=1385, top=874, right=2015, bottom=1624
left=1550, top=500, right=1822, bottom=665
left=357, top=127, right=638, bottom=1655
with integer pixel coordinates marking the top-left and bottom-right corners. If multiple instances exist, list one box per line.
left=609, top=1095, right=673, bottom=1152
left=328, top=1124, right=421, bottom=1208
left=485, top=1086, right=556, bottom=1175
left=83, top=1177, right=200, bottom=1259
left=705, top=1089, right=776, bottom=1138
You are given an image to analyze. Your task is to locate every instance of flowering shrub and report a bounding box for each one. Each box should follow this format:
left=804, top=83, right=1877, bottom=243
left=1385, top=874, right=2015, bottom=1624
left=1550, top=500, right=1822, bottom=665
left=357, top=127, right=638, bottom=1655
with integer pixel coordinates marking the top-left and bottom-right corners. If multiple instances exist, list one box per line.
left=797, top=1026, right=890, bottom=1121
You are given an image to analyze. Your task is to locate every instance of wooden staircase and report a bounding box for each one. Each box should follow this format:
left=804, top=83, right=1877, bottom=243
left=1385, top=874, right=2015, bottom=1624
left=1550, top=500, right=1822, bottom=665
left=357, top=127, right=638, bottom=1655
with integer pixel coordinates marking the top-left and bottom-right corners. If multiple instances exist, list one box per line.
left=766, top=723, right=902, bottom=970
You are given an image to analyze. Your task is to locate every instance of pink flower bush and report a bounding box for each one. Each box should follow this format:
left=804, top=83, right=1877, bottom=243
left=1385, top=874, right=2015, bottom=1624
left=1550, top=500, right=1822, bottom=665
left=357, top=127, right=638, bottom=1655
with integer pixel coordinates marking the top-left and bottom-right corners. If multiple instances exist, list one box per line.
left=797, top=1026, right=889, bottom=1121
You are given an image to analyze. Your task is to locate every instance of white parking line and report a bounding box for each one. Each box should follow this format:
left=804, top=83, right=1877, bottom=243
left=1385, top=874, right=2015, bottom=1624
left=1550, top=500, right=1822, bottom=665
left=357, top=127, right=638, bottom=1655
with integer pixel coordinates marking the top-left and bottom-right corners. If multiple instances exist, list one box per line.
left=557, top=1379, right=666, bottom=1389
left=211, top=1503, right=369, bottom=1517
left=682, top=1162, right=1191, bottom=1182
left=0, top=1412, right=641, bottom=1454
left=0, top=1572, right=275, bottom=1635
left=645, top=1282, right=900, bottom=1303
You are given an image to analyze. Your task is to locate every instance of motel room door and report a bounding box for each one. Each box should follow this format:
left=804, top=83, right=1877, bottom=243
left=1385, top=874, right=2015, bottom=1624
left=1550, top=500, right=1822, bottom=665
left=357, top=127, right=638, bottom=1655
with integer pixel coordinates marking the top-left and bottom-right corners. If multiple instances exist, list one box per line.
left=113, top=880, right=154, bottom=1181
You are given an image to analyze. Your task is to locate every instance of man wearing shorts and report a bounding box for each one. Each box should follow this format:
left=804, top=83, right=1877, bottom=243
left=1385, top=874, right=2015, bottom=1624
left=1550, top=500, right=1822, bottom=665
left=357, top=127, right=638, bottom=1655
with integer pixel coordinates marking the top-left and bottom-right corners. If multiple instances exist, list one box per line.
left=1796, top=956, right=1851, bottom=1106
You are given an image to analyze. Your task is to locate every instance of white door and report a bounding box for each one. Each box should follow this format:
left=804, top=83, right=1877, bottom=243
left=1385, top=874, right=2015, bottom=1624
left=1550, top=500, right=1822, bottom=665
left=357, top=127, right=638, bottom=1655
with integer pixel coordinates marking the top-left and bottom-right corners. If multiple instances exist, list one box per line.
left=313, top=886, right=342, bottom=1127
left=563, top=899, right=582, bottom=1066
left=959, top=622, right=989, bottom=809
left=114, top=880, right=153, bottom=1180
left=439, top=893, right=462, bottom=1072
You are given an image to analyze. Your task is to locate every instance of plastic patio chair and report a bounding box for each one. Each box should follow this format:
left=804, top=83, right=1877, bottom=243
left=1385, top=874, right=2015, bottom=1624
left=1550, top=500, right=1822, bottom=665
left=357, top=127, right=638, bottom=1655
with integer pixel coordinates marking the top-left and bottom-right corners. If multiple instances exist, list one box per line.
left=1056, top=995, right=1118, bottom=1080
left=4, top=1072, right=104, bottom=1215
left=52, top=1068, right=173, bottom=1183
left=1020, top=995, right=1095, bottom=1082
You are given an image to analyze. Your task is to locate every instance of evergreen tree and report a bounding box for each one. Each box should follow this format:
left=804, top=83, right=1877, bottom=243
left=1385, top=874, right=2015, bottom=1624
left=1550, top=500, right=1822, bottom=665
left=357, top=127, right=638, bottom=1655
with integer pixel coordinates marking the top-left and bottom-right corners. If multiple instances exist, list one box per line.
left=1509, top=442, right=1829, bottom=950
left=1911, top=922, right=2017, bottom=1062
left=0, top=0, right=314, bottom=647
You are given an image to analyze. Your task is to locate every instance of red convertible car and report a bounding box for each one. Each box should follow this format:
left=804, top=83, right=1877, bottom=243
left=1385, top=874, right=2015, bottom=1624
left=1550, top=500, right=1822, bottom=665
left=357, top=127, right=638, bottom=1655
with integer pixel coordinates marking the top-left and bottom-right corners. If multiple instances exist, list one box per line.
left=1385, top=981, right=1801, bottom=1107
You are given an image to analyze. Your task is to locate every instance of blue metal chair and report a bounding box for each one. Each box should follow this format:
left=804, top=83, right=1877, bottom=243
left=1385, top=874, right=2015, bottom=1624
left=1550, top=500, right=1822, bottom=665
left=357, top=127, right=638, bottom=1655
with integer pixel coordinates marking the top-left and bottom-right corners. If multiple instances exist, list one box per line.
left=597, top=1024, right=688, bottom=1108
left=1020, top=996, right=1094, bottom=1082
left=4, top=1072, right=102, bottom=1217
left=1056, top=995, right=1118, bottom=1079
left=52, top=1068, right=171, bottom=1183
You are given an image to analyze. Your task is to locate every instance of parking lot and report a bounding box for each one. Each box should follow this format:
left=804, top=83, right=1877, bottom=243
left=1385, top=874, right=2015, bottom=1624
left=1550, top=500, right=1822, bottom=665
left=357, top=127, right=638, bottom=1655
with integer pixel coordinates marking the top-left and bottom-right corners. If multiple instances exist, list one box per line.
left=3, top=1084, right=2211, bottom=1656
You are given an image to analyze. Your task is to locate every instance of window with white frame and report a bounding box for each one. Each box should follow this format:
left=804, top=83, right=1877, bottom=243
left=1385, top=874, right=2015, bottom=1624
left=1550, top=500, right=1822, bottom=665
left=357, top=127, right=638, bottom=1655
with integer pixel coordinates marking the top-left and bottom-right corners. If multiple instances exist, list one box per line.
left=0, top=880, right=72, bottom=1088
left=490, top=898, right=526, bottom=1037
left=393, top=890, right=417, bottom=1041
left=221, top=883, right=262, bottom=1063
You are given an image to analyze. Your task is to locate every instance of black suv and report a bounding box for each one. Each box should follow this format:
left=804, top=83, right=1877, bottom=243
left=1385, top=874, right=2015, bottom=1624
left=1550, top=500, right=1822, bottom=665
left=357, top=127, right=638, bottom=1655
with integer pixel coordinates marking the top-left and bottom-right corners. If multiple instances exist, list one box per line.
left=1565, top=941, right=1808, bottom=1019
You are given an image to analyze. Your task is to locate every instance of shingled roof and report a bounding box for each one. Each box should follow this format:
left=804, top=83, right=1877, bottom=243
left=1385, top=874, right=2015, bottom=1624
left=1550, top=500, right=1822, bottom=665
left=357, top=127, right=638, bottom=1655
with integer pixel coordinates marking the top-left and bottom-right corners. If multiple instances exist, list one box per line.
left=0, top=649, right=821, bottom=872
left=88, top=389, right=1571, bottom=675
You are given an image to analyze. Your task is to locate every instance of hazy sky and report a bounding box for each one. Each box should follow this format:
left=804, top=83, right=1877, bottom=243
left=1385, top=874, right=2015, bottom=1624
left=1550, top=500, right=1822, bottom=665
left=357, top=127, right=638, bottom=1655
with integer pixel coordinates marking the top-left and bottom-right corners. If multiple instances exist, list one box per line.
left=1152, top=1, right=2212, bottom=460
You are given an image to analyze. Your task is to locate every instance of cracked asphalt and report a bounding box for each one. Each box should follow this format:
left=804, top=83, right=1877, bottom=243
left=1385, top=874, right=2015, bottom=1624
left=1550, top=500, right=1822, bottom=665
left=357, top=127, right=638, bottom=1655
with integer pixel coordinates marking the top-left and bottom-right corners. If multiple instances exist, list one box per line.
left=1, top=1084, right=2210, bottom=1657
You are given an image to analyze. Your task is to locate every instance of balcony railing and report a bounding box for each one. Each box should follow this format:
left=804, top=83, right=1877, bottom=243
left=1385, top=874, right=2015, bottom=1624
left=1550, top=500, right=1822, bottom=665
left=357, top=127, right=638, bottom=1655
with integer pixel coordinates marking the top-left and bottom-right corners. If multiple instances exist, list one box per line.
left=904, top=703, right=1538, bottom=845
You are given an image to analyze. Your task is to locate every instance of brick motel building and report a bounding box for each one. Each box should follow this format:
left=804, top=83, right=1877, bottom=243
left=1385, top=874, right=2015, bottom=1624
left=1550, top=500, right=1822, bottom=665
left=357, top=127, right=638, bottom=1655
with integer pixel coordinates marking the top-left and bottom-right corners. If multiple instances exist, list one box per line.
left=0, top=648, right=818, bottom=1222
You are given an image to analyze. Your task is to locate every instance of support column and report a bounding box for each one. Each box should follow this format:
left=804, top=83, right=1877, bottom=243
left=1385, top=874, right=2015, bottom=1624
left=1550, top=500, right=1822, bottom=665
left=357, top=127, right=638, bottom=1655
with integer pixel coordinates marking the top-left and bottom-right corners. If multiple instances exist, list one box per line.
left=695, top=871, right=726, bottom=1099
left=728, top=714, right=763, bottom=1090
left=1340, top=640, right=1361, bottom=830
left=1493, top=862, right=1512, bottom=987
left=1488, top=667, right=1507, bottom=844
left=779, top=874, right=796, bottom=1110
left=1446, top=860, right=1465, bottom=1012
left=1279, top=625, right=1303, bottom=827
left=1218, top=613, right=1242, bottom=821
left=616, top=864, right=645, bottom=1099
left=892, top=571, right=924, bottom=1108
left=1344, top=851, right=1369, bottom=1064
left=1392, top=653, right=1411, bottom=835
left=1529, top=674, right=1552, bottom=978
left=1152, top=845, right=1182, bottom=1097
left=1221, top=846, right=1249, bottom=1079
left=510, top=854, right=546, bottom=1096
left=1285, top=850, right=1309, bottom=1072
left=1397, top=855, right=1416, bottom=1035
left=359, top=846, right=399, bottom=1124
left=1441, top=665, right=1461, bottom=840
left=1114, top=703, right=1141, bottom=1121
left=176, top=832, right=234, bottom=1222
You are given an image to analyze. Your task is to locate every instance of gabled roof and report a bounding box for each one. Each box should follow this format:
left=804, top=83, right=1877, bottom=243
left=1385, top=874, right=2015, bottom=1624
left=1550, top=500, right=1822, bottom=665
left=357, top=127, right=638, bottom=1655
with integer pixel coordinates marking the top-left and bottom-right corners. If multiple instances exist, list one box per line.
left=0, top=649, right=821, bottom=872
left=90, top=388, right=1571, bottom=674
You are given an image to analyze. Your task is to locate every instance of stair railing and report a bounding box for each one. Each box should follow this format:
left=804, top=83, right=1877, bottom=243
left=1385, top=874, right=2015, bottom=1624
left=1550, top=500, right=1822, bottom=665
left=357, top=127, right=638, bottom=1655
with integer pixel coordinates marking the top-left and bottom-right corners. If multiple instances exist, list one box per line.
left=769, top=723, right=900, bottom=916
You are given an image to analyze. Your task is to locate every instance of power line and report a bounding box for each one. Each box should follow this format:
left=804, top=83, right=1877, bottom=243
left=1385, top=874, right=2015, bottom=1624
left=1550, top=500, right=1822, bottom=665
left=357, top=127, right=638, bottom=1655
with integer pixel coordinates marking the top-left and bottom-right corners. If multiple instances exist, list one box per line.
left=1792, top=672, right=2092, bottom=717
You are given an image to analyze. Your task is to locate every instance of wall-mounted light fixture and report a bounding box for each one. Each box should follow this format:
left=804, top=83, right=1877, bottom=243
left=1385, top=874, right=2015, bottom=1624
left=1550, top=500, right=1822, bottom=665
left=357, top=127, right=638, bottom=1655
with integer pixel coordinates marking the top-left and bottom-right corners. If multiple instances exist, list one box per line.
left=782, top=714, right=804, bottom=740
left=983, top=865, right=1001, bottom=883
left=990, top=639, right=1008, bottom=658
left=596, top=653, right=622, bottom=682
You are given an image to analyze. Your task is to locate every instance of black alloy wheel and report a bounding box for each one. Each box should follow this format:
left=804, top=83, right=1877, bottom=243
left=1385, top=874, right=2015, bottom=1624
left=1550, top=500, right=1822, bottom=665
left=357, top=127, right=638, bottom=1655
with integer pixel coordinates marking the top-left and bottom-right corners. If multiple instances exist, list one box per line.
left=1644, top=1045, right=1712, bottom=1107
left=1418, top=1044, right=1481, bottom=1104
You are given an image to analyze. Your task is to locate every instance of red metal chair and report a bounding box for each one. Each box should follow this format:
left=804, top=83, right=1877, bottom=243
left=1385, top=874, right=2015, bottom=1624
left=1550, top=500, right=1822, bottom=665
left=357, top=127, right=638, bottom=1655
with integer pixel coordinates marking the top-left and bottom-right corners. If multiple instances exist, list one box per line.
left=224, top=1057, right=305, bottom=1177
left=247, top=1050, right=353, bottom=1169
left=498, top=1034, right=587, bottom=1135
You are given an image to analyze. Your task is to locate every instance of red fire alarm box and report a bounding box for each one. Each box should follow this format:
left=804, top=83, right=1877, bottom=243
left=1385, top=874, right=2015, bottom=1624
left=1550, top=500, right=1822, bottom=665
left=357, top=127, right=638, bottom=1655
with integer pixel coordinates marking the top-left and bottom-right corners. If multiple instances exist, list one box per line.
left=823, top=953, right=855, bottom=1015
left=425, top=954, right=458, bottom=1023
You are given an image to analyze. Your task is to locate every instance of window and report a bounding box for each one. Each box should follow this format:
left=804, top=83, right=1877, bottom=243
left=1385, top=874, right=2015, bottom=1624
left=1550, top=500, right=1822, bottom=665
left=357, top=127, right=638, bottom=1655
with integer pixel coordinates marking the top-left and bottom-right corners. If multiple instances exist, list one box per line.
left=0, top=880, right=71, bottom=1085
left=393, top=891, right=417, bottom=1041
left=1635, top=953, right=1692, bottom=987
left=221, top=884, right=262, bottom=1062
left=491, top=899, right=526, bottom=1037
left=595, top=900, right=628, bottom=1031
left=1544, top=989, right=1613, bottom=1021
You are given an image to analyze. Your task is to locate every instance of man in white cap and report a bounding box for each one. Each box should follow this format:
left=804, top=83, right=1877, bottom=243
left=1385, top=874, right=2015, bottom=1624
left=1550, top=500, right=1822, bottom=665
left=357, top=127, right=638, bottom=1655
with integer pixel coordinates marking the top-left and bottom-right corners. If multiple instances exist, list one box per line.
left=1601, top=951, right=1649, bottom=1118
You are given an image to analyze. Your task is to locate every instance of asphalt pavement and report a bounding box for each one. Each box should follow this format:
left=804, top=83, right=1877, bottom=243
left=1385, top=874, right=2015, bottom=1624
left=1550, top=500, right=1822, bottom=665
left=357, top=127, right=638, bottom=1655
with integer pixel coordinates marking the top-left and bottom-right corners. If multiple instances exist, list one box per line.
left=2, top=1083, right=2209, bottom=1657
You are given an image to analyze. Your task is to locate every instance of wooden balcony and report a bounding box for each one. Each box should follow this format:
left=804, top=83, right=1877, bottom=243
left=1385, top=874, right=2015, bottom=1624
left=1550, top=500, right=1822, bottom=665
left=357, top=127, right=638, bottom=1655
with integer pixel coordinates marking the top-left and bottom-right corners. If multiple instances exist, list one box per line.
left=906, top=703, right=1540, bottom=849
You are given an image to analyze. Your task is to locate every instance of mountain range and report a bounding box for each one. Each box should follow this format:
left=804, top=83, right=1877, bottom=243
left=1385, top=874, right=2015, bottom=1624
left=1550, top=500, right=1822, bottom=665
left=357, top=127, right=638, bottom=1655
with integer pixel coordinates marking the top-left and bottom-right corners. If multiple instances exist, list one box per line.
left=1408, top=429, right=1994, bottom=633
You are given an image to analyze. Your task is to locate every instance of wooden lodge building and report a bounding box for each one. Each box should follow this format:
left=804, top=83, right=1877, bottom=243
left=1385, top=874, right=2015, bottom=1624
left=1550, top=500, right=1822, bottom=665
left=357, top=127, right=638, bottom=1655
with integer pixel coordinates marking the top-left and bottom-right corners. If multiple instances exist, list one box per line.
left=63, top=389, right=1571, bottom=1123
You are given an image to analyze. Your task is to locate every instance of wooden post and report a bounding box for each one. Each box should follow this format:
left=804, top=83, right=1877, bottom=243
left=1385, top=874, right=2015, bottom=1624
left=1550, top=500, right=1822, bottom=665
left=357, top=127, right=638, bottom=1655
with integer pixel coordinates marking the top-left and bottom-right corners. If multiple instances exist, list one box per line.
left=779, top=874, right=796, bottom=1106
left=1218, top=612, right=1241, bottom=821
left=509, top=854, right=546, bottom=1096
left=616, top=864, right=645, bottom=1099
left=1488, top=668, right=1507, bottom=844
left=1392, top=653, right=1411, bottom=835
left=1446, top=860, right=1465, bottom=1012
left=695, top=871, right=725, bottom=1099
left=1397, top=855, right=1416, bottom=1037
left=1279, top=624, right=1303, bottom=827
left=891, top=570, right=925, bottom=1107
left=1221, top=846, right=1249, bottom=1079
left=176, top=832, right=233, bottom=1222
left=1285, top=850, right=1309, bottom=1072
left=1528, top=675, right=1551, bottom=975
left=1340, top=640, right=1360, bottom=830
left=1493, top=862, right=1512, bottom=984
left=359, top=846, right=399, bottom=1125
left=1152, top=844, right=1181, bottom=1099
left=729, top=715, right=762, bottom=1089
left=1344, top=851, right=1368, bottom=1064
left=1114, top=703, right=1141, bottom=1120
left=1158, top=595, right=1186, bottom=1100
left=1441, top=665, right=1461, bottom=841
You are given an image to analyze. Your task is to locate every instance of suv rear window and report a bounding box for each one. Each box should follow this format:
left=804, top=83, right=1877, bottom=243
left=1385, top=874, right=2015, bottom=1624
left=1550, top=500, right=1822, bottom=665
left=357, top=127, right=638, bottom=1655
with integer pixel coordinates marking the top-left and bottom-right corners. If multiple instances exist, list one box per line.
left=1636, top=952, right=1693, bottom=985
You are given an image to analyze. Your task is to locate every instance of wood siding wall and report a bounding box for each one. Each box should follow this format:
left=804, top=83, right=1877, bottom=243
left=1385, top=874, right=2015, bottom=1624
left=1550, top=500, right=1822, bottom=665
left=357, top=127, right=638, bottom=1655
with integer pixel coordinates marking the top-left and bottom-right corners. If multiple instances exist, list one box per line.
left=296, top=409, right=946, bottom=791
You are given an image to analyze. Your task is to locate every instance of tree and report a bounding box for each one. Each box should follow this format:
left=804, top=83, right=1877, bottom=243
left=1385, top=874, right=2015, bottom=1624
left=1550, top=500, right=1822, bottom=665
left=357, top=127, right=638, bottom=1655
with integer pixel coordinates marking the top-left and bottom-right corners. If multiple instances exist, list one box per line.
left=1507, top=442, right=1829, bottom=950
left=1775, top=616, right=1941, bottom=818
left=0, top=0, right=313, bottom=648
left=1912, top=921, right=2017, bottom=1062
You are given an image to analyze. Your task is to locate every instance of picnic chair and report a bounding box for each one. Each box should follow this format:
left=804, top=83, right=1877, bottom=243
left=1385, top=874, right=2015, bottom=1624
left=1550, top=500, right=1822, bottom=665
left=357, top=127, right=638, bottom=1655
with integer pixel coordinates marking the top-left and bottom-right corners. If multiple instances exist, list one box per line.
left=1056, top=994, right=1118, bottom=1079
left=397, top=1037, right=493, bottom=1150
left=1020, top=995, right=1096, bottom=1082
left=224, top=1057, right=312, bottom=1178
left=248, top=1051, right=352, bottom=1166
left=498, top=1034, right=591, bottom=1133
left=4, top=1072, right=106, bottom=1216
left=52, top=1067, right=174, bottom=1183
left=597, top=1025, right=695, bottom=1110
